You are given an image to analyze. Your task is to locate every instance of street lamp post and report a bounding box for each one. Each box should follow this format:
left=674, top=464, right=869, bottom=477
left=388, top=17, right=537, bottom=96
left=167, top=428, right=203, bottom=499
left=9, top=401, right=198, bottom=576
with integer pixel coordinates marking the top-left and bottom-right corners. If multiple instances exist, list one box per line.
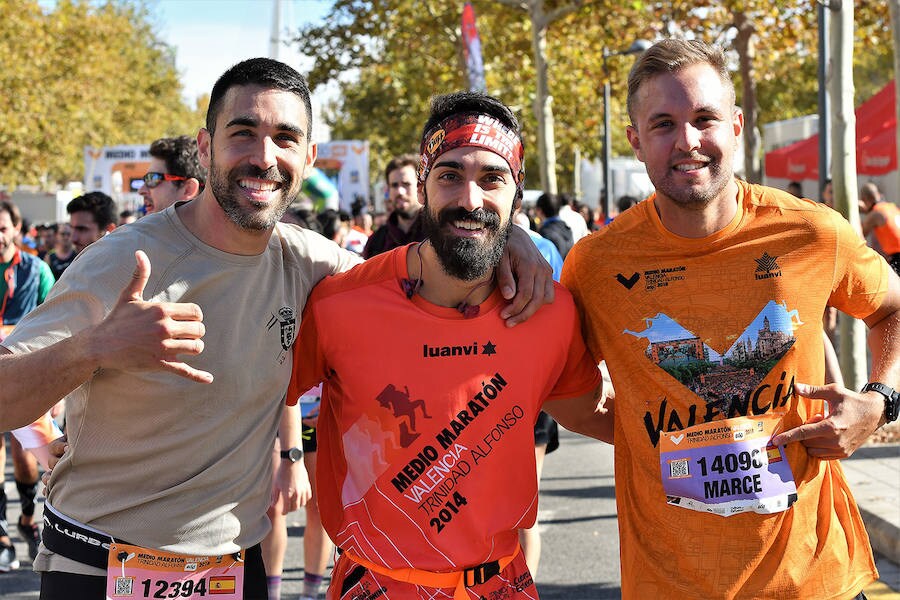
left=602, top=40, right=651, bottom=218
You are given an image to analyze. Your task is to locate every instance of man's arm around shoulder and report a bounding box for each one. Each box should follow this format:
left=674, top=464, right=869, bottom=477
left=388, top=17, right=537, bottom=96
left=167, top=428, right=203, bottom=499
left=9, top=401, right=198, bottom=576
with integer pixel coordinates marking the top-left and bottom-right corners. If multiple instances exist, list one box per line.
left=543, top=375, right=614, bottom=445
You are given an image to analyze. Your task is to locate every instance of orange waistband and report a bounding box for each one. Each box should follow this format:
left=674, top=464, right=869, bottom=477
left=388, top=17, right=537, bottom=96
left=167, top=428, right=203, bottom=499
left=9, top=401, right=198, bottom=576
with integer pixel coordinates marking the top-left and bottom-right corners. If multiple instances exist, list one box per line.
left=342, top=545, right=520, bottom=600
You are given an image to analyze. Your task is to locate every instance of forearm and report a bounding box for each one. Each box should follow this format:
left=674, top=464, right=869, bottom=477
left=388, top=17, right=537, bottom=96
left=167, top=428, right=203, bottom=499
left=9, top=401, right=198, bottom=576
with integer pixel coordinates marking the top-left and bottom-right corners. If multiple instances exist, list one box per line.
left=278, top=403, right=301, bottom=449
left=865, top=275, right=900, bottom=389
left=866, top=308, right=900, bottom=425
left=543, top=382, right=614, bottom=445
left=0, top=332, right=100, bottom=430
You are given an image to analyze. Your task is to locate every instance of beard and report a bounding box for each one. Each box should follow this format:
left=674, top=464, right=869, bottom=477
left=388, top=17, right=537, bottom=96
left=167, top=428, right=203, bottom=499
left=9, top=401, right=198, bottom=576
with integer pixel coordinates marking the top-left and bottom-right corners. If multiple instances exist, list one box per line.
left=395, top=203, right=419, bottom=220
left=208, top=149, right=296, bottom=231
left=421, top=200, right=511, bottom=281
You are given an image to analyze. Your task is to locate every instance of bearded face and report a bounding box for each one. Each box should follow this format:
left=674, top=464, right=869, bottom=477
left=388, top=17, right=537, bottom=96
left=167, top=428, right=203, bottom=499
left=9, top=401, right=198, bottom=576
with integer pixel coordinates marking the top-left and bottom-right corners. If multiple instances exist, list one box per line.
left=421, top=201, right=511, bottom=281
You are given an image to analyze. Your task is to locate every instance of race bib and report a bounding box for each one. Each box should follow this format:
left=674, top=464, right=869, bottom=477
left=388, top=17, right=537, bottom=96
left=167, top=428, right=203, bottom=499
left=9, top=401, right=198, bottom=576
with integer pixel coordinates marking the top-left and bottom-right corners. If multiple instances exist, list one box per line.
left=659, top=414, right=798, bottom=517
left=106, top=543, right=244, bottom=599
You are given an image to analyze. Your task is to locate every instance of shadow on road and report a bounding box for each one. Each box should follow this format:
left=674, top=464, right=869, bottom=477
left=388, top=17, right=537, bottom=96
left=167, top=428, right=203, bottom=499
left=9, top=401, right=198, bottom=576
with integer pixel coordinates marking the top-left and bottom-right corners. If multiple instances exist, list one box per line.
left=537, top=581, right=622, bottom=599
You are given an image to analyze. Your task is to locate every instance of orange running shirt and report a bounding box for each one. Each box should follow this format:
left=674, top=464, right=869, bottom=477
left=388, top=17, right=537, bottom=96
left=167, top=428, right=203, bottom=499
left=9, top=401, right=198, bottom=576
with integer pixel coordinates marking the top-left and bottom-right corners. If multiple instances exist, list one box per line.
left=871, top=201, right=900, bottom=255
left=289, top=244, right=601, bottom=590
left=562, top=181, right=890, bottom=600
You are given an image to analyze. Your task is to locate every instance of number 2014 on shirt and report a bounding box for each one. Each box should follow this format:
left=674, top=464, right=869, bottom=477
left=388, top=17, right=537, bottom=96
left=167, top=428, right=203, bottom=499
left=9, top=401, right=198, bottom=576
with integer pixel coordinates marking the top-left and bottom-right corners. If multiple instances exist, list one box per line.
left=429, top=492, right=468, bottom=533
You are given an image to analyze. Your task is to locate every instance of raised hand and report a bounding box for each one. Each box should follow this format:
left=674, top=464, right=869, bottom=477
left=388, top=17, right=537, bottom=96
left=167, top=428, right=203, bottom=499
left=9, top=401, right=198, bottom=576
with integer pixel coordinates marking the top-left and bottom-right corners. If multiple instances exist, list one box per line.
left=88, top=250, right=213, bottom=383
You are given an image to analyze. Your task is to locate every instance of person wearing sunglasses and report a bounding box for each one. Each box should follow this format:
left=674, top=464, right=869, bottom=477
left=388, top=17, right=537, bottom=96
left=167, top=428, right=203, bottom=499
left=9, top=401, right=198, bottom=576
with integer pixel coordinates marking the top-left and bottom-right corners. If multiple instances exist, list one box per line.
left=139, top=135, right=206, bottom=214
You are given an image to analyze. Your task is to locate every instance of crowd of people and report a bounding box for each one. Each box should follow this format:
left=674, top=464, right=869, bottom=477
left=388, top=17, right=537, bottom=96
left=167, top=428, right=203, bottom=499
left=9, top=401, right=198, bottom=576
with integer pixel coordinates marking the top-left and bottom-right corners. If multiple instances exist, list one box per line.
left=0, top=37, right=897, bottom=600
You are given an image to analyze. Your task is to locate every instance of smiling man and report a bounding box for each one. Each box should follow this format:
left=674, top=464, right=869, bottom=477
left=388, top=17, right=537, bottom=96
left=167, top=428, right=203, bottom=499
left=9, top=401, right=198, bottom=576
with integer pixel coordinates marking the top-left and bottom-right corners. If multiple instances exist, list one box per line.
left=562, top=39, right=900, bottom=599
left=288, top=91, right=611, bottom=600
left=0, top=60, right=553, bottom=599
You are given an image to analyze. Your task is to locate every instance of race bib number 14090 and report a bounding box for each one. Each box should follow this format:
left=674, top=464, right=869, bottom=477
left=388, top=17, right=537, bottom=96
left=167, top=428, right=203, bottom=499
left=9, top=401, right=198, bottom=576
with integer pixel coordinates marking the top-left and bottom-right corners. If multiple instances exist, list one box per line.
left=659, top=413, right=798, bottom=517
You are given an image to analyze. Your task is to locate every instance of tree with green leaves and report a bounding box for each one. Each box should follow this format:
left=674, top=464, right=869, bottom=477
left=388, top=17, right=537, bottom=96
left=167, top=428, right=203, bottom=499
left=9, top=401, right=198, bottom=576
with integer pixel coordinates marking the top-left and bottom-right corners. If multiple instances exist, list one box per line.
left=0, top=0, right=203, bottom=188
left=292, top=1, right=891, bottom=197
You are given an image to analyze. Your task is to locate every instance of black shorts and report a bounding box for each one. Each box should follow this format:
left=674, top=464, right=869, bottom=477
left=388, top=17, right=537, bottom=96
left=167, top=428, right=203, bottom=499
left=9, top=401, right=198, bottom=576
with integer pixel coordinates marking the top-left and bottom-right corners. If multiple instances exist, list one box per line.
left=889, top=252, right=900, bottom=276
left=534, top=411, right=559, bottom=454
left=301, top=424, right=318, bottom=453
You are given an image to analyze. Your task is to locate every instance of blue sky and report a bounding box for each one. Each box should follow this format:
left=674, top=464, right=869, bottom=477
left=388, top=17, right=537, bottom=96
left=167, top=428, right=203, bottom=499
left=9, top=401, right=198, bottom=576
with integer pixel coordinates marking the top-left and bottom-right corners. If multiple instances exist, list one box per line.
left=153, top=0, right=332, bottom=103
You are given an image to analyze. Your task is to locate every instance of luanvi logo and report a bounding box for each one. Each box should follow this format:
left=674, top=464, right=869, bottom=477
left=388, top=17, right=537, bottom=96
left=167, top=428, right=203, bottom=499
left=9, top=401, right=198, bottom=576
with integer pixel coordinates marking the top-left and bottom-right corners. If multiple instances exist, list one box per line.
left=422, top=341, right=497, bottom=358
left=754, top=252, right=782, bottom=280
left=616, top=272, right=640, bottom=289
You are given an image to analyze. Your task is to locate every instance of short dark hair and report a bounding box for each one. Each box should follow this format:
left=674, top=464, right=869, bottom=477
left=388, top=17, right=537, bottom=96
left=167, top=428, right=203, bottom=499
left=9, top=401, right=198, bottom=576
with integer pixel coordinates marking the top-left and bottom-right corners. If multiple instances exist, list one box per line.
left=627, top=39, right=733, bottom=125
left=67, top=191, right=117, bottom=230
left=616, top=195, right=639, bottom=213
left=384, top=154, right=418, bottom=186
left=421, top=91, right=523, bottom=205
left=206, top=58, right=313, bottom=139
left=149, top=135, right=207, bottom=186
left=536, top=193, right=560, bottom=218
left=315, top=209, right=342, bottom=241
left=0, top=201, right=22, bottom=227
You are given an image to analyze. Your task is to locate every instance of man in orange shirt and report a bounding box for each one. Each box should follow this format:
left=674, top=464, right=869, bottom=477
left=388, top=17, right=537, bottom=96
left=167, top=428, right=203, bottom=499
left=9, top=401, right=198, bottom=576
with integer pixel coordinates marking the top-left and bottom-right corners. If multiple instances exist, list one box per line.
left=860, top=182, right=900, bottom=274
left=562, top=39, right=900, bottom=599
left=289, top=91, right=610, bottom=600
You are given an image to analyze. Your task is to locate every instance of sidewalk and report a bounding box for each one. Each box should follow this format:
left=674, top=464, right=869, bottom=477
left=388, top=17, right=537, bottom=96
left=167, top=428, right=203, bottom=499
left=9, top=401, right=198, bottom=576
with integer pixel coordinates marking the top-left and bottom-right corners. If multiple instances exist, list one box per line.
left=842, top=442, right=900, bottom=583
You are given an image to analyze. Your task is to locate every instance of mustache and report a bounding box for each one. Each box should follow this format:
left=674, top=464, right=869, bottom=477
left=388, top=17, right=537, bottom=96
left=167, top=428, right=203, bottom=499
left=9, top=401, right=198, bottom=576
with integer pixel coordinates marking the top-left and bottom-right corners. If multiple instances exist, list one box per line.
left=438, top=207, right=501, bottom=229
left=230, top=164, right=289, bottom=185
left=670, top=152, right=711, bottom=165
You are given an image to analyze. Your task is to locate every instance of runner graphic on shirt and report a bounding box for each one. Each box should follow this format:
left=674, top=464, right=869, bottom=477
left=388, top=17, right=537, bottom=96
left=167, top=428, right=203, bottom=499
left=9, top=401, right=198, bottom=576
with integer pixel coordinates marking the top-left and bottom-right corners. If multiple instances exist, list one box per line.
left=341, top=383, right=433, bottom=505
left=375, top=383, right=432, bottom=447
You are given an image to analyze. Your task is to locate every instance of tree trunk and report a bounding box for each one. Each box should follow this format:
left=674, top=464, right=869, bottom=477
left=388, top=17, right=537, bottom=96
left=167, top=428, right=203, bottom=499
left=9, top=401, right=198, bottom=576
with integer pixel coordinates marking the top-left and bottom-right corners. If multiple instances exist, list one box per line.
left=530, top=9, right=558, bottom=194
left=831, top=1, right=867, bottom=390
left=733, top=12, right=761, bottom=183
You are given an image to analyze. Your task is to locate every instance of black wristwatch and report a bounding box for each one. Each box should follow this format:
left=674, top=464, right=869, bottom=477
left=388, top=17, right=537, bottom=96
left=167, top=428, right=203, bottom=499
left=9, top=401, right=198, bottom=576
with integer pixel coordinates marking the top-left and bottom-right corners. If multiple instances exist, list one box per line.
left=280, top=447, right=303, bottom=463
left=861, top=382, right=900, bottom=423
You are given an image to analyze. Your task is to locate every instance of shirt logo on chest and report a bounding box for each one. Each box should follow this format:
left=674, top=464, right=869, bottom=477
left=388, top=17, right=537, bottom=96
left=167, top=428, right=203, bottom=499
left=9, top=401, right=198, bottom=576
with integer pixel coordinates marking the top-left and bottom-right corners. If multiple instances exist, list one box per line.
left=267, top=306, right=296, bottom=364
left=754, top=252, right=782, bottom=280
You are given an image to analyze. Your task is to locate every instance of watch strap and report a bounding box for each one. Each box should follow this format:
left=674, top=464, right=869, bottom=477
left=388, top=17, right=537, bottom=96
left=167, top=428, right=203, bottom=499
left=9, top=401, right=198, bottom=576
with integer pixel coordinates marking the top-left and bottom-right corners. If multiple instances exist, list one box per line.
left=861, top=382, right=900, bottom=423
left=280, top=447, right=303, bottom=461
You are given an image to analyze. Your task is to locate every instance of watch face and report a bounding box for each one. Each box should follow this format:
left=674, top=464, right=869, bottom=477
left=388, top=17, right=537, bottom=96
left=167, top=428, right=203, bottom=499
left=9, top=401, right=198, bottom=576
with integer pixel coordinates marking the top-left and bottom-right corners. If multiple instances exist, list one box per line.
left=289, top=447, right=302, bottom=462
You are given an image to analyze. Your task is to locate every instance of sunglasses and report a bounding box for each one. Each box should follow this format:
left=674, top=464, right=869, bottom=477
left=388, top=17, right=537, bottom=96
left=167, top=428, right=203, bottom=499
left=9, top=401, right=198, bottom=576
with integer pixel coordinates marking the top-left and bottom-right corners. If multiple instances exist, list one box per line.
left=142, top=172, right=187, bottom=189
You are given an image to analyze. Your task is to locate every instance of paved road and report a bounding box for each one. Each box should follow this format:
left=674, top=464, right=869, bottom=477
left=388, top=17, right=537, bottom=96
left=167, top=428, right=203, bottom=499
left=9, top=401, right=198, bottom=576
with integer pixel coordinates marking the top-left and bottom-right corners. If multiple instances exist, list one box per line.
left=0, top=430, right=896, bottom=599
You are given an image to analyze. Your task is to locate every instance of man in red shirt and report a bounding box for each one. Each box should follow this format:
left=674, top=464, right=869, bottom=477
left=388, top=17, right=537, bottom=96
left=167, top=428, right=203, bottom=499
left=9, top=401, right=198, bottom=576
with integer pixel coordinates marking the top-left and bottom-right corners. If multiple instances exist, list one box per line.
left=290, top=91, right=610, bottom=600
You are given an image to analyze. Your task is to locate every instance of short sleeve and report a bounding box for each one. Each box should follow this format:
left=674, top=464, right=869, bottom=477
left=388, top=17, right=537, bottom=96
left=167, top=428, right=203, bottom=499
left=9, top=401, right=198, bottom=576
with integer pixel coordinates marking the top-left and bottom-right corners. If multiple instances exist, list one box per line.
left=286, top=288, right=329, bottom=405
left=827, top=212, right=890, bottom=319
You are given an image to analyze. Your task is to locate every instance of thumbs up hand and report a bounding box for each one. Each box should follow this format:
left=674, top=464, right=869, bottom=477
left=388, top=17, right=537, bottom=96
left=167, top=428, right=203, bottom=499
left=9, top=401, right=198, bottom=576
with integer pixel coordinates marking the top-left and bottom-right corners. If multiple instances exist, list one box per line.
left=89, top=251, right=213, bottom=383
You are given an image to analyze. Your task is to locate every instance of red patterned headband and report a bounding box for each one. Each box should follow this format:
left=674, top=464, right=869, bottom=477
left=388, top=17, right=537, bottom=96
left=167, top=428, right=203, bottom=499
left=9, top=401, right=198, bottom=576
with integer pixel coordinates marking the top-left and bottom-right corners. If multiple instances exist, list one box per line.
left=418, top=113, right=525, bottom=192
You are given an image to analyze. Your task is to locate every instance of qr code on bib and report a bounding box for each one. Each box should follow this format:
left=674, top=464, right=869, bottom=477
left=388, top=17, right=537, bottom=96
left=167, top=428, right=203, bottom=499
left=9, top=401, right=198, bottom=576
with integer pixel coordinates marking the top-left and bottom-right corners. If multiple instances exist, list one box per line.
left=114, top=576, right=134, bottom=597
left=668, top=458, right=690, bottom=479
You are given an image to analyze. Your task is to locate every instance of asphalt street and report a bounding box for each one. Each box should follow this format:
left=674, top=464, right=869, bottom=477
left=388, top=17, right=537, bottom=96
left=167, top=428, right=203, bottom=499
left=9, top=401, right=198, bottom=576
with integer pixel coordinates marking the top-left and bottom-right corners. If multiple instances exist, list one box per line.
left=0, top=430, right=896, bottom=599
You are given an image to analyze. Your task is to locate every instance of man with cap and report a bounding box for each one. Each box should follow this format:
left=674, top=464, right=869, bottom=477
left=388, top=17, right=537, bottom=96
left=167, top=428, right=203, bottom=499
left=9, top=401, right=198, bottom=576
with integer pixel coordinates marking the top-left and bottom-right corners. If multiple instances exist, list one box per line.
left=288, top=91, right=611, bottom=600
